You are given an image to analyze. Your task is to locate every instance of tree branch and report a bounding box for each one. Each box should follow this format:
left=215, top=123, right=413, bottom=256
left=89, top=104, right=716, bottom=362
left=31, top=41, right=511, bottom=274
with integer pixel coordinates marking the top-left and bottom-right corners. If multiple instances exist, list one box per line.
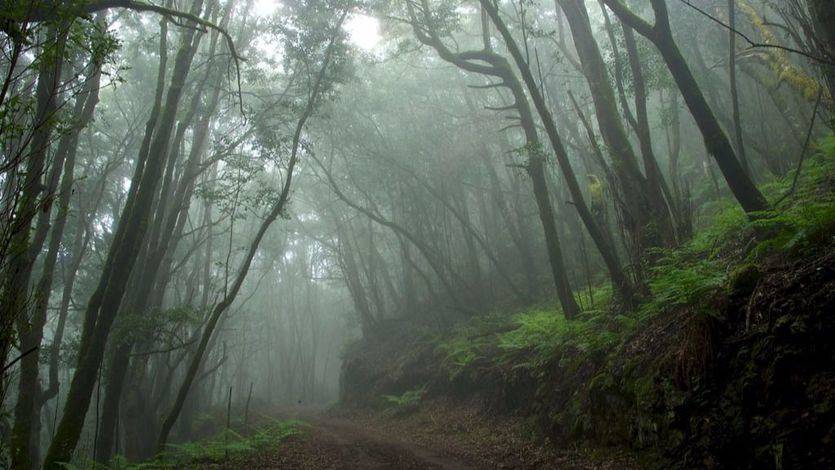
left=677, top=0, right=835, bottom=66
left=7, top=0, right=248, bottom=116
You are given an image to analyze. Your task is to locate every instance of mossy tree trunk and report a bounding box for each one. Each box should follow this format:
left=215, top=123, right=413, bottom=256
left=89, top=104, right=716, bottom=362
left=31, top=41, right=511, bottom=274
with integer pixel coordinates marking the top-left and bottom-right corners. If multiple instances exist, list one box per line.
left=558, top=0, right=677, bottom=251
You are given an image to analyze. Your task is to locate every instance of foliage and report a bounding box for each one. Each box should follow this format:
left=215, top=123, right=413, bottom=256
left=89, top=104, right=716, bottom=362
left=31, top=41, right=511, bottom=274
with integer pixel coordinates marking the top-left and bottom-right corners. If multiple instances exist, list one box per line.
left=435, top=335, right=484, bottom=376
left=497, top=308, right=572, bottom=365
left=433, top=312, right=511, bottom=378
left=640, top=140, right=835, bottom=320
left=421, top=135, right=835, bottom=386
left=55, top=420, right=301, bottom=468
left=103, top=420, right=302, bottom=469
left=641, top=255, right=727, bottom=318
left=382, top=384, right=427, bottom=410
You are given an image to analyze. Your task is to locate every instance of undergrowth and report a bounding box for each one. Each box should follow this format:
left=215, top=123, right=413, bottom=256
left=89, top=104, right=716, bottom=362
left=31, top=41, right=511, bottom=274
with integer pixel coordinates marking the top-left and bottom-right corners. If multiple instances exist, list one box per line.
left=63, top=419, right=303, bottom=469
left=343, top=134, right=835, bottom=467
left=382, top=384, right=427, bottom=413
left=156, top=419, right=301, bottom=467
left=431, top=134, right=835, bottom=380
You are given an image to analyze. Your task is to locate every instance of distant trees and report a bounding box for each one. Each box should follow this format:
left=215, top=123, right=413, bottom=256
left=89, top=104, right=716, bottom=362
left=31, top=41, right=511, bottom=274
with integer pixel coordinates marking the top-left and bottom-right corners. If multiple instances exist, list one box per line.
left=157, top=7, right=349, bottom=451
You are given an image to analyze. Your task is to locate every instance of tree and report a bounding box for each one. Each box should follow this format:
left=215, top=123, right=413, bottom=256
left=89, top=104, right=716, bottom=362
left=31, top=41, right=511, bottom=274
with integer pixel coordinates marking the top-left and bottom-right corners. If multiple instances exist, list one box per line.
left=600, top=0, right=769, bottom=214
left=156, top=7, right=349, bottom=453
left=557, top=0, right=676, bottom=251
left=43, top=1, right=208, bottom=465
left=479, top=0, right=638, bottom=307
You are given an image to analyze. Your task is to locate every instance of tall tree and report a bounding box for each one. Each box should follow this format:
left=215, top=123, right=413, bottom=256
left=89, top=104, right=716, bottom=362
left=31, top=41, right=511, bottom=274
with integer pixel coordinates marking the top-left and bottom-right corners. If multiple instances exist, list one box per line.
left=43, top=1, right=208, bottom=465
left=479, top=0, right=638, bottom=307
left=600, top=0, right=769, bottom=213
left=156, top=8, right=349, bottom=452
left=557, top=0, right=676, bottom=250
left=10, top=42, right=104, bottom=469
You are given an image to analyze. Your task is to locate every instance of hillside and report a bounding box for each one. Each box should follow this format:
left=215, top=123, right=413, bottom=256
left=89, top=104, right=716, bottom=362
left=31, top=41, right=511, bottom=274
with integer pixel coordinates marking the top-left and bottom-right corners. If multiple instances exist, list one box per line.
left=338, top=149, right=835, bottom=468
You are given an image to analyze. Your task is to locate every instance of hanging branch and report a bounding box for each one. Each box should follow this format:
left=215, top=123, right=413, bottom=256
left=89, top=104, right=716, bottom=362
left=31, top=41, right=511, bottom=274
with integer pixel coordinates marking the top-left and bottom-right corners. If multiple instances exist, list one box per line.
left=676, top=0, right=835, bottom=66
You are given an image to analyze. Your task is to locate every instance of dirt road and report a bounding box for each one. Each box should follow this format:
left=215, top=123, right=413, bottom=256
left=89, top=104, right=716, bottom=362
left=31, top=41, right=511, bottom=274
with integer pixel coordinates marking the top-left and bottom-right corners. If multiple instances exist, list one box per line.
left=204, top=403, right=636, bottom=469
left=265, top=414, right=475, bottom=469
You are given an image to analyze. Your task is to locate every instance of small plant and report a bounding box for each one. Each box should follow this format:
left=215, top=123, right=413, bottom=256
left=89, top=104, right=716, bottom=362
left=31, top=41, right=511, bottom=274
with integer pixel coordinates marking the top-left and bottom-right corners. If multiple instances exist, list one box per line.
left=435, top=336, right=484, bottom=378
left=382, top=384, right=427, bottom=413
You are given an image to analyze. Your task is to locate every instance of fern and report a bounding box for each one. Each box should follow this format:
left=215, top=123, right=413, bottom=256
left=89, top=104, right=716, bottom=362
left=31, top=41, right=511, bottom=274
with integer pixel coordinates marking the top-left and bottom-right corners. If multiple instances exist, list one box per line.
left=382, top=385, right=427, bottom=410
left=131, top=419, right=302, bottom=468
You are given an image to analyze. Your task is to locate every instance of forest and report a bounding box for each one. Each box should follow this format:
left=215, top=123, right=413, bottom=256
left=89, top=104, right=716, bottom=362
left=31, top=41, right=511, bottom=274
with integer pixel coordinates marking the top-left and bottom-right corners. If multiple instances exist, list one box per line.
left=0, top=0, right=833, bottom=468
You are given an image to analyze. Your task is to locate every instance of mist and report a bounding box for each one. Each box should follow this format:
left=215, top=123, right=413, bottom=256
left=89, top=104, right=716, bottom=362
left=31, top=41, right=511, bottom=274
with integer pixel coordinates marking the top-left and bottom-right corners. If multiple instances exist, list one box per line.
left=1, top=0, right=833, bottom=468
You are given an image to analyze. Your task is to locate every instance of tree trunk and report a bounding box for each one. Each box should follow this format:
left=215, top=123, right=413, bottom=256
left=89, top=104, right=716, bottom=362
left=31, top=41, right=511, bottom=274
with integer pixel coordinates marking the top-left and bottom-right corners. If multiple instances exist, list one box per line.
left=728, top=0, right=751, bottom=177
left=622, top=25, right=679, bottom=239
left=95, top=8, right=233, bottom=458
left=408, top=1, right=585, bottom=316
left=11, top=47, right=102, bottom=469
left=601, top=0, right=769, bottom=214
left=156, top=12, right=346, bottom=451
left=43, top=2, right=206, bottom=466
left=558, top=0, right=675, bottom=249
left=480, top=0, right=637, bottom=308
left=7, top=24, right=70, bottom=470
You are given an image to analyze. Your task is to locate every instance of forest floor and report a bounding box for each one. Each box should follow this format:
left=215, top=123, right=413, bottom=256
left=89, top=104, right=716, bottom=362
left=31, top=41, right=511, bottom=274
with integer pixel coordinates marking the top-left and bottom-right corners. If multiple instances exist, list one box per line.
left=195, top=403, right=638, bottom=469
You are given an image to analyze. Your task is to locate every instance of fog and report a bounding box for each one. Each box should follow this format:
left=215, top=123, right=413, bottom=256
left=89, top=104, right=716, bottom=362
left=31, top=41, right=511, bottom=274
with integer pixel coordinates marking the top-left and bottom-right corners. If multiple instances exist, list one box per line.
left=0, top=0, right=832, bottom=468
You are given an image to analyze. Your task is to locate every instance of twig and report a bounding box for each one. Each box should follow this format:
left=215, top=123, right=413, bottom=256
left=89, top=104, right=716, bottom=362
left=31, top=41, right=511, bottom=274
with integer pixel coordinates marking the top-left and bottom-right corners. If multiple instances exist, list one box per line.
left=677, top=0, right=835, bottom=66
left=775, top=87, right=824, bottom=206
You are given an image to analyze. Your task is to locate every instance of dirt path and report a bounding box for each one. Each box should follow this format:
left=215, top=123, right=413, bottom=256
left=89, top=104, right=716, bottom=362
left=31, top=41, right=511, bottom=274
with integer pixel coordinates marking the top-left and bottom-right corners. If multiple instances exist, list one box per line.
left=274, top=415, right=475, bottom=469
left=206, top=403, right=638, bottom=469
